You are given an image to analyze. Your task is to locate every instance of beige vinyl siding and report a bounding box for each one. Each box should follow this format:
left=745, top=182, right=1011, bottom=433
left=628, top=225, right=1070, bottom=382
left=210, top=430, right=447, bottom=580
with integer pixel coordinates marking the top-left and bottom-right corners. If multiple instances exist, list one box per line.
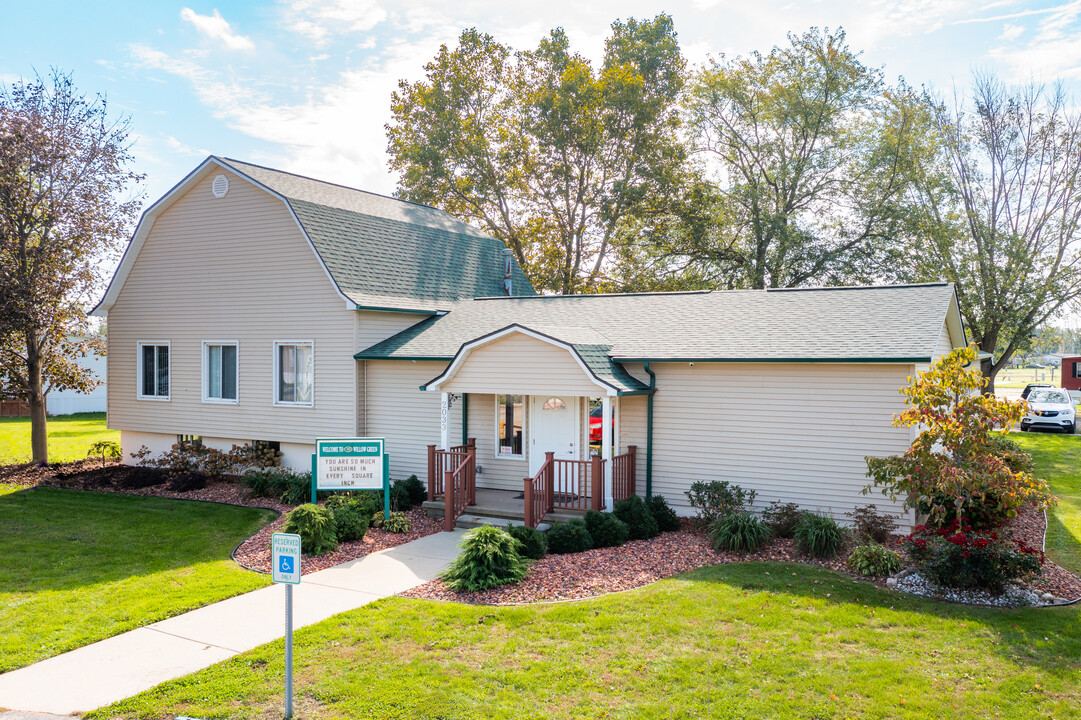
left=618, top=393, right=648, bottom=492
left=364, top=360, right=460, bottom=481
left=463, top=393, right=530, bottom=491
left=354, top=311, right=431, bottom=353
left=106, top=168, right=358, bottom=445
left=631, top=362, right=914, bottom=523
left=440, top=333, right=604, bottom=396
left=934, top=321, right=955, bottom=361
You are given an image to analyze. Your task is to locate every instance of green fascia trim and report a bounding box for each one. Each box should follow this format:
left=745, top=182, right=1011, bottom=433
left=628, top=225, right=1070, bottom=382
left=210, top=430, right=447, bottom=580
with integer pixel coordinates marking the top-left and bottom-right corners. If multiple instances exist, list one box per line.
left=613, top=356, right=931, bottom=364
left=354, top=354, right=454, bottom=361
left=616, top=388, right=655, bottom=396
left=644, top=361, right=655, bottom=500
left=461, top=393, right=468, bottom=446
left=354, top=304, right=442, bottom=315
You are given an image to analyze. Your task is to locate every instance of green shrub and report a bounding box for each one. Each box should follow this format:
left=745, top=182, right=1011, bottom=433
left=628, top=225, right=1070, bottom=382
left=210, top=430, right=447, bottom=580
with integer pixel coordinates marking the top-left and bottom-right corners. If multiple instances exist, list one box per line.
left=847, top=544, right=903, bottom=577
left=242, top=468, right=277, bottom=498
left=761, top=501, right=803, bottom=539
left=793, top=512, right=846, bottom=559
left=440, top=526, right=529, bottom=592
left=685, top=481, right=756, bottom=524
left=846, top=504, right=899, bottom=544
left=903, top=520, right=1044, bottom=592
left=709, top=512, right=772, bottom=553
left=546, top=519, right=594, bottom=554
left=380, top=511, right=411, bottom=533
left=645, top=495, right=681, bottom=532
left=613, top=495, right=659, bottom=540
left=584, top=510, right=630, bottom=548
left=506, top=524, right=547, bottom=560
left=242, top=467, right=312, bottom=506
left=333, top=506, right=370, bottom=543
left=985, top=433, right=1034, bottom=473
left=118, top=466, right=168, bottom=489
left=396, top=475, right=427, bottom=508
left=283, top=504, right=338, bottom=555
left=87, top=440, right=122, bottom=468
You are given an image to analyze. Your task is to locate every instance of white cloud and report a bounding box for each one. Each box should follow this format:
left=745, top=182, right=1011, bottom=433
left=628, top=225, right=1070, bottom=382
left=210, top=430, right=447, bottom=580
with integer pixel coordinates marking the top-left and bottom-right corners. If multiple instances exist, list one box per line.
left=283, top=0, right=387, bottom=43
left=999, top=22, right=1025, bottom=40
left=180, top=8, right=255, bottom=51
left=989, top=1, right=1081, bottom=80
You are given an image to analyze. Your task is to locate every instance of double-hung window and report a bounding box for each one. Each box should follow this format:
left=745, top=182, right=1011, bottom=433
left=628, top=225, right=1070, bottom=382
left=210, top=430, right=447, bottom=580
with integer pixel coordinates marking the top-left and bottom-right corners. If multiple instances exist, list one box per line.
left=495, top=394, right=524, bottom=456
left=274, top=341, right=313, bottom=406
left=203, top=342, right=238, bottom=403
left=138, top=342, right=170, bottom=400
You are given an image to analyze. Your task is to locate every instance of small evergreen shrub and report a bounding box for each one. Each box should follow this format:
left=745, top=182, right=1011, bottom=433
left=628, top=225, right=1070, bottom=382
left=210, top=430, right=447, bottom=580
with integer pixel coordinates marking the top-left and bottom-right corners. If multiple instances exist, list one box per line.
left=397, top=475, right=427, bottom=508
left=333, top=506, right=370, bottom=542
left=380, top=511, right=411, bottom=533
left=645, top=494, right=681, bottom=532
left=87, top=440, right=122, bottom=468
left=903, top=520, right=1044, bottom=592
left=283, top=504, right=338, bottom=555
left=440, top=526, right=529, bottom=592
left=584, top=510, right=630, bottom=548
left=167, top=471, right=209, bottom=493
left=847, top=544, right=903, bottom=576
left=794, top=512, right=846, bottom=559
left=613, top=495, right=659, bottom=540
left=506, top=524, right=547, bottom=559
left=846, top=504, right=899, bottom=544
left=761, top=501, right=803, bottom=539
left=709, top=512, right=772, bottom=554
left=685, top=480, right=756, bottom=524
left=546, top=519, right=594, bottom=554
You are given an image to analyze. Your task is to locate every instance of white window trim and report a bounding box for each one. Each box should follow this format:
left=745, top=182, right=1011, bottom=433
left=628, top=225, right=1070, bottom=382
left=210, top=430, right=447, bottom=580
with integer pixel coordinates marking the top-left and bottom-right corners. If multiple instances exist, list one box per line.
left=136, top=341, right=171, bottom=401
left=494, top=393, right=526, bottom=459
left=273, top=340, right=315, bottom=408
left=201, top=340, right=240, bottom=405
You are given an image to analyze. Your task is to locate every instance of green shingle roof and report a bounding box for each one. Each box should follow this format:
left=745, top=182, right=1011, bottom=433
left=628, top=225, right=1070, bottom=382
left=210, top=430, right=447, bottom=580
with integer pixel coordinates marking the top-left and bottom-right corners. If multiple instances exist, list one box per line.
left=218, top=158, right=535, bottom=310
left=356, top=283, right=961, bottom=363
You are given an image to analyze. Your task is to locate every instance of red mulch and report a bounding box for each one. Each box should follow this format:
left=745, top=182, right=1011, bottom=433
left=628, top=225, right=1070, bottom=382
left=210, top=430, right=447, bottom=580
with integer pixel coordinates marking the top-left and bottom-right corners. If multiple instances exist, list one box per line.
left=1011, top=504, right=1081, bottom=601
left=2, top=460, right=444, bottom=575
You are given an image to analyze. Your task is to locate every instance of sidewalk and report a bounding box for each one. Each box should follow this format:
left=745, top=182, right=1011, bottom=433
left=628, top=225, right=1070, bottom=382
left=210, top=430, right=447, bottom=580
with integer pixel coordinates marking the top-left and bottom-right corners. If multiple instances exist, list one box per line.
left=0, top=530, right=465, bottom=716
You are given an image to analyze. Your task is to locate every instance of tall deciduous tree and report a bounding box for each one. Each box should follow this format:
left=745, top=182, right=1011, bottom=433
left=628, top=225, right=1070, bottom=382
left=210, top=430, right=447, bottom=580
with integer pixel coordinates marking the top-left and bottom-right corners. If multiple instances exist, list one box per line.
left=681, top=28, right=929, bottom=289
left=0, top=72, right=142, bottom=462
left=907, top=75, right=1081, bottom=393
left=387, top=15, right=689, bottom=294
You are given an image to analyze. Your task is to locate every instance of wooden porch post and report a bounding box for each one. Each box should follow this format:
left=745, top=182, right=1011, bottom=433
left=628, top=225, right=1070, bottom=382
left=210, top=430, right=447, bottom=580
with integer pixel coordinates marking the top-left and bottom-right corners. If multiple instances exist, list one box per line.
left=524, top=478, right=535, bottom=528
left=627, top=445, right=637, bottom=497
left=602, top=395, right=613, bottom=509
left=426, top=444, right=436, bottom=501
left=443, top=469, right=455, bottom=532
left=591, top=455, right=603, bottom=511
left=467, top=438, right=477, bottom=506
left=544, top=451, right=555, bottom=512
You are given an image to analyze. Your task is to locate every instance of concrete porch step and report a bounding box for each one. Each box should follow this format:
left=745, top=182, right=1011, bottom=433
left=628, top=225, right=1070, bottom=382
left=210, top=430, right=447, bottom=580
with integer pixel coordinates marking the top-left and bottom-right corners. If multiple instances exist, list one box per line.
left=423, top=497, right=586, bottom=531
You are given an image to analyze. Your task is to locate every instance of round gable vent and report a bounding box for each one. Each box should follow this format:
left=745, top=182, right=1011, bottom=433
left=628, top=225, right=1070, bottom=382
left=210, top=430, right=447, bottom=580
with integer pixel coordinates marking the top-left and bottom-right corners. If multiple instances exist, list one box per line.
left=211, top=174, right=229, bottom=198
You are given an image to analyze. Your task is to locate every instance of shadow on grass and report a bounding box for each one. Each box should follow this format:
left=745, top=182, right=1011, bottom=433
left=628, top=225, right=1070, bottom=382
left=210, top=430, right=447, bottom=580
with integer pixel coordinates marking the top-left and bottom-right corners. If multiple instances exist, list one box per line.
left=0, top=486, right=276, bottom=593
left=681, top=561, right=1081, bottom=677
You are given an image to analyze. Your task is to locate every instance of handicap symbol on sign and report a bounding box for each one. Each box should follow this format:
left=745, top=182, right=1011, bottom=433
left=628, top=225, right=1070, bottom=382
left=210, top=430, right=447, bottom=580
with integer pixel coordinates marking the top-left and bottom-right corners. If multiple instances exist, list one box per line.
left=279, top=555, right=294, bottom=574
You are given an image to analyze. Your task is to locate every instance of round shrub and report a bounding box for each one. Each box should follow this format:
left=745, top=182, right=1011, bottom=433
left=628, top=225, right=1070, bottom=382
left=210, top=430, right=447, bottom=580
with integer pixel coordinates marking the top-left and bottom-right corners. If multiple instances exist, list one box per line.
left=333, top=506, right=370, bottom=543
left=119, top=466, right=168, bottom=489
left=709, top=511, right=772, bottom=554
left=613, top=495, right=659, bottom=540
left=645, top=495, right=681, bottom=532
left=397, top=475, right=428, bottom=508
left=378, top=510, right=411, bottom=533
left=506, top=523, right=548, bottom=560
left=794, top=512, right=846, bottom=559
left=847, top=544, right=903, bottom=577
left=903, top=521, right=1044, bottom=592
left=584, top=510, right=630, bottom=548
left=761, top=501, right=803, bottom=539
left=845, top=504, right=899, bottom=544
left=546, top=519, right=594, bottom=554
left=283, top=504, right=338, bottom=555
left=440, top=526, right=530, bottom=592
left=167, top=471, right=209, bottom=493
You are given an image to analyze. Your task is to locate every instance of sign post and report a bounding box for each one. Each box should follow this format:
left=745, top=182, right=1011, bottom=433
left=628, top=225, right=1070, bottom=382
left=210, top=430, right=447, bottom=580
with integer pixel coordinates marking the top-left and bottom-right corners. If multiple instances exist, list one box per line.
left=311, top=438, right=390, bottom=520
left=272, top=532, right=301, bottom=719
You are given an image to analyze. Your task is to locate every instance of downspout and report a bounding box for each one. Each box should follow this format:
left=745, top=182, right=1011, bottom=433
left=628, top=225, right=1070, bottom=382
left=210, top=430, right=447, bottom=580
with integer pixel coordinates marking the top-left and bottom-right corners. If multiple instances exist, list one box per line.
left=644, top=362, right=655, bottom=499
left=461, top=393, right=468, bottom=446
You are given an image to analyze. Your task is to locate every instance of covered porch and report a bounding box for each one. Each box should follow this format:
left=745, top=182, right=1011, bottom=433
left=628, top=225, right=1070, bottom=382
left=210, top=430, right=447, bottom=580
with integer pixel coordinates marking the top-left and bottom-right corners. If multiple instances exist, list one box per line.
left=420, top=324, right=650, bottom=530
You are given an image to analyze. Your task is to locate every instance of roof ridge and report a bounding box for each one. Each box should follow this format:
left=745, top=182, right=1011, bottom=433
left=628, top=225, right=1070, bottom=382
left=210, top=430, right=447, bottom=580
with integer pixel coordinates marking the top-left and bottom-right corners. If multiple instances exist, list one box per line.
left=473, top=290, right=713, bottom=301
left=216, top=156, right=446, bottom=215
left=766, top=282, right=951, bottom=293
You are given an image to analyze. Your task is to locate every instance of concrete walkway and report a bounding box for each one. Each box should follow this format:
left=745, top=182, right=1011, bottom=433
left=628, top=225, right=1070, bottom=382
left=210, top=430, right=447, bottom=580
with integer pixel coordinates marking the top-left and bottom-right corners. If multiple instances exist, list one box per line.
left=0, top=530, right=465, bottom=716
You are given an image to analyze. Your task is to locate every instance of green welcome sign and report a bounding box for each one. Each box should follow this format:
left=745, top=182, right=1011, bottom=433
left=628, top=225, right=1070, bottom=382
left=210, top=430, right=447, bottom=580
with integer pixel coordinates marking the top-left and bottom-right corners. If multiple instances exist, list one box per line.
left=311, top=437, right=390, bottom=518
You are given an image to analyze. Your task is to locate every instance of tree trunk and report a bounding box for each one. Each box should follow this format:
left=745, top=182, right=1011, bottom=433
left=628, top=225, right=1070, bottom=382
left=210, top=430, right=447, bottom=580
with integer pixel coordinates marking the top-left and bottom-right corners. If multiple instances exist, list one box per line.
left=26, top=335, right=48, bottom=464
left=978, top=337, right=998, bottom=397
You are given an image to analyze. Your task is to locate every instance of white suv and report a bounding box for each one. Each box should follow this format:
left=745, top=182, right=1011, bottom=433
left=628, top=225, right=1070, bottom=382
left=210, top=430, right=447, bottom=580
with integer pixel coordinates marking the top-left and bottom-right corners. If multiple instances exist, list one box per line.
left=1021, top=388, right=1077, bottom=434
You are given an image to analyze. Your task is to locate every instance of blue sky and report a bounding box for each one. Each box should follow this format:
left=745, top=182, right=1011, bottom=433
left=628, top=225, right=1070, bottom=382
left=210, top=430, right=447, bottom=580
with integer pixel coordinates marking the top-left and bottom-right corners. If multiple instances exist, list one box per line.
left=3, top=1, right=1081, bottom=203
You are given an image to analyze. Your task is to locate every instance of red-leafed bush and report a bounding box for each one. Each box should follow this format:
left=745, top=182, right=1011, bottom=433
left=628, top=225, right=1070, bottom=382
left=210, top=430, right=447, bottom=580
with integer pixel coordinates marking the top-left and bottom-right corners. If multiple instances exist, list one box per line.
left=902, top=519, right=1044, bottom=592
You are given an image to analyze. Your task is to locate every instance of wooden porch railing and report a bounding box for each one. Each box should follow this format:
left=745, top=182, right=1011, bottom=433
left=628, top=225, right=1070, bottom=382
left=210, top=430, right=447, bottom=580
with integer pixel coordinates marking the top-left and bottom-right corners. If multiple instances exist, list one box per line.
left=427, top=439, right=475, bottom=501
left=442, top=447, right=476, bottom=531
left=612, top=445, right=637, bottom=503
left=524, top=454, right=606, bottom=528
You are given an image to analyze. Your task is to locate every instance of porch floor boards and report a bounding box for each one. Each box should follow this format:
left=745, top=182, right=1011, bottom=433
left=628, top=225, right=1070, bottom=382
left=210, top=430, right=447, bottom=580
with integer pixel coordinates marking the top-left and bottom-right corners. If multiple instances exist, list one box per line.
left=422, top=488, right=586, bottom=530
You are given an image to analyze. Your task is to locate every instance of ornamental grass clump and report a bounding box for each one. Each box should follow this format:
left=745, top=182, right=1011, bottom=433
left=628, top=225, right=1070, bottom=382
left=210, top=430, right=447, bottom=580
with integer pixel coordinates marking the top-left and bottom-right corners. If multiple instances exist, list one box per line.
left=283, top=504, right=337, bottom=555
left=865, top=345, right=1055, bottom=529
left=793, top=512, right=845, bottom=559
left=903, top=520, right=1044, bottom=592
left=440, top=526, right=530, bottom=592
left=709, top=512, right=772, bottom=554
left=847, top=544, right=903, bottom=577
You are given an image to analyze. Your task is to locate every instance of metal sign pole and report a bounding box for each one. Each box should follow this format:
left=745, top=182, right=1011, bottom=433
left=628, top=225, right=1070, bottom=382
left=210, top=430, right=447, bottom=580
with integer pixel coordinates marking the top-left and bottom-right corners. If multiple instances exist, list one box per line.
left=384, top=452, right=391, bottom=521
left=285, top=583, right=293, bottom=719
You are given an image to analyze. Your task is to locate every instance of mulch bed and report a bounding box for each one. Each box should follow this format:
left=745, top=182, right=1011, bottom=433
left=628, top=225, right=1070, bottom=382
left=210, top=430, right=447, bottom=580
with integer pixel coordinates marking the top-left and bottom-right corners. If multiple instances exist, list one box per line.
left=2, top=460, right=444, bottom=576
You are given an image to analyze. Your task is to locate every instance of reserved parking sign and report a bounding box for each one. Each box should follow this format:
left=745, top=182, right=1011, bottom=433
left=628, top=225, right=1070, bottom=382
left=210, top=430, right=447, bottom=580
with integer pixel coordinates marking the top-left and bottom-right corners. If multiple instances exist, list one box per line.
left=271, top=533, right=301, bottom=584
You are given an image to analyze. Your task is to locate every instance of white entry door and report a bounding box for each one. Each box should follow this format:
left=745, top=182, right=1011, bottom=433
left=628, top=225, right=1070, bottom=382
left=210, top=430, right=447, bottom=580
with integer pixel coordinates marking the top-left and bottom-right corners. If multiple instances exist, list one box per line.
left=529, top=395, right=580, bottom=475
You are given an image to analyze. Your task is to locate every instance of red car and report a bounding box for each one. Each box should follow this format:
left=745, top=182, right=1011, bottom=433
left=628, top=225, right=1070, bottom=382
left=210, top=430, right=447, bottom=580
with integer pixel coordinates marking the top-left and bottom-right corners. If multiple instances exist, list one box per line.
left=589, top=405, right=614, bottom=444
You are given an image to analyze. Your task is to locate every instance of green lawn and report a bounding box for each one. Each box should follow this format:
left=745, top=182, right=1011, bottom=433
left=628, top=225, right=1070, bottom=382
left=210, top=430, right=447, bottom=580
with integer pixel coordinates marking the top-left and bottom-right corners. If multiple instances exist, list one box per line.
left=1013, top=432, right=1081, bottom=576
left=0, top=412, right=118, bottom=464
left=88, top=562, right=1080, bottom=720
left=0, top=488, right=276, bottom=673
